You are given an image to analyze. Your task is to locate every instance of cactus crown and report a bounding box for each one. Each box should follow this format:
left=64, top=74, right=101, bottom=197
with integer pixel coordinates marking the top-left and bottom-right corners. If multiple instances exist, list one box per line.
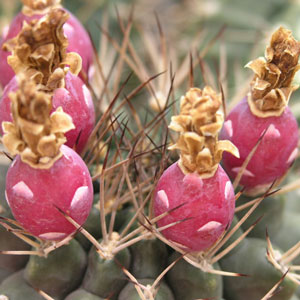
left=169, top=86, right=239, bottom=178
left=2, top=77, right=74, bottom=169
left=22, top=0, right=62, bottom=16
left=3, top=8, right=82, bottom=92
left=246, top=26, right=300, bottom=117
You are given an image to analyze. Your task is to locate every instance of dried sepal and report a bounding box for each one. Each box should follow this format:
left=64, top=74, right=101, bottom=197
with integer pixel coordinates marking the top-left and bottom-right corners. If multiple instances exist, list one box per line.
left=2, top=78, right=75, bottom=169
left=169, top=87, right=239, bottom=178
left=3, top=8, right=82, bottom=91
left=247, top=27, right=300, bottom=117
left=22, top=0, right=62, bottom=16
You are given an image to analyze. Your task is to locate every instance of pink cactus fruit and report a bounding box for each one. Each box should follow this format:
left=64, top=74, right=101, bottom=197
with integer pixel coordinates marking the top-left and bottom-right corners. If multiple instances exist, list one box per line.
left=5, top=145, right=93, bottom=240
left=220, top=27, right=300, bottom=195
left=2, top=78, right=93, bottom=240
left=0, top=8, right=95, bottom=153
left=154, top=87, right=239, bottom=252
left=0, top=0, right=93, bottom=88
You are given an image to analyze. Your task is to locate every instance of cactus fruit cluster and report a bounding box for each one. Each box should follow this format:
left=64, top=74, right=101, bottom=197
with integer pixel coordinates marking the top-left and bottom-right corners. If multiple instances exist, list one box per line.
left=1, top=1, right=300, bottom=300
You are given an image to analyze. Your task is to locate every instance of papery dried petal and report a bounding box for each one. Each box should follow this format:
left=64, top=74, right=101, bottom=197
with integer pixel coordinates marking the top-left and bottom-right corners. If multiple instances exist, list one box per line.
left=2, top=77, right=74, bottom=169
left=169, top=87, right=239, bottom=178
left=22, top=0, right=62, bottom=17
left=4, top=8, right=82, bottom=91
left=247, top=27, right=300, bottom=117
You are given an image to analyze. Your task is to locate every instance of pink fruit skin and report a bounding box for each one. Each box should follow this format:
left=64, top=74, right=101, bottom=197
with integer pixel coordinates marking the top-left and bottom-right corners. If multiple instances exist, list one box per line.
left=53, top=72, right=95, bottom=153
left=0, top=10, right=93, bottom=88
left=220, top=97, right=299, bottom=189
left=0, top=73, right=95, bottom=153
left=154, top=162, right=235, bottom=252
left=5, top=145, right=93, bottom=240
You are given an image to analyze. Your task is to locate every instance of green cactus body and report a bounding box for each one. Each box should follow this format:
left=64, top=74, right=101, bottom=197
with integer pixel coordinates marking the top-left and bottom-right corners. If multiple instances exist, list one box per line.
left=65, top=289, right=105, bottom=300
left=236, top=195, right=285, bottom=239
left=0, top=225, right=30, bottom=273
left=0, top=270, right=44, bottom=300
left=219, top=215, right=246, bottom=256
left=130, top=238, right=168, bottom=279
left=118, top=279, right=174, bottom=300
left=76, top=205, right=102, bottom=251
left=285, top=186, right=300, bottom=213
left=220, top=238, right=297, bottom=300
left=0, top=269, right=13, bottom=285
left=24, top=239, right=87, bottom=299
left=272, top=211, right=300, bottom=264
left=82, top=241, right=131, bottom=300
left=166, top=252, right=223, bottom=300
left=118, top=206, right=139, bottom=233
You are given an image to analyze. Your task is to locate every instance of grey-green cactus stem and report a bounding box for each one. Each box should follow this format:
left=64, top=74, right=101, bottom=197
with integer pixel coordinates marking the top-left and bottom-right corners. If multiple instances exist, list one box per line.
left=167, top=252, right=223, bottom=300
left=82, top=239, right=131, bottom=300
left=24, top=239, right=87, bottom=299
left=65, top=289, right=105, bottom=300
left=236, top=194, right=285, bottom=239
left=0, top=223, right=30, bottom=274
left=220, top=238, right=297, bottom=300
left=130, top=238, right=168, bottom=279
left=0, top=270, right=44, bottom=300
left=118, top=279, right=174, bottom=300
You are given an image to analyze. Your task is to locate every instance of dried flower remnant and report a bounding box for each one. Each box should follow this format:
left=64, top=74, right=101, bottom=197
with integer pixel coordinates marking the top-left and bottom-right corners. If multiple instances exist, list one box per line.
left=22, top=0, right=62, bottom=16
left=3, top=8, right=82, bottom=92
left=2, top=77, right=74, bottom=169
left=169, top=86, right=239, bottom=178
left=246, top=27, right=300, bottom=117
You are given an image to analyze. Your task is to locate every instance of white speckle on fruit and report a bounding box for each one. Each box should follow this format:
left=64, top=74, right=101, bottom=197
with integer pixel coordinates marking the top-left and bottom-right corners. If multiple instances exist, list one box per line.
left=264, top=124, right=281, bottom=139
left=1, top=25, right=9, bottom=40
left=287, top=148, right=298, bottom=164
left=82, top=84, right=92, bottom=109
left=224, top=120, right=233, bottom=137
left=197, top=221, right=223, bottom=233
left=224, top=181, right=232, bottom=200
left=63, top=23, right=74, bottom=34
left=157, top=190, right=169, bottom=209
left=12, top=181, right=34, bottom=201
left=88, top=65, right=95, bottom=80
left=39, top=232, right=67, bottom=240
left=70, top=186, right=89, bottom=210
left=232, top=167, right=255, bottom=177
left=4, top=191, right=10, bottom=207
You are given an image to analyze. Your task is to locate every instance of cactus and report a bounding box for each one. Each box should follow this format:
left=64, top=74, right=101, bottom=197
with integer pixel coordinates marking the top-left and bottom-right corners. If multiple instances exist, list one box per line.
left=1, top=1, right=300, bottom=300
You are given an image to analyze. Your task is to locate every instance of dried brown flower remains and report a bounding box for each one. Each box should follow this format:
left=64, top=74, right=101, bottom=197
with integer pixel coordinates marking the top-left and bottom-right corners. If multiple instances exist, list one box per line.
left=3, top=8, right=81, bottom=92
left=246, top=27, right=300, bottom=117
left=169, top=86, right=239, bottom=178
left=2, top=77, right=74, bottom=169
left=22, top=0, right=62, bottom=16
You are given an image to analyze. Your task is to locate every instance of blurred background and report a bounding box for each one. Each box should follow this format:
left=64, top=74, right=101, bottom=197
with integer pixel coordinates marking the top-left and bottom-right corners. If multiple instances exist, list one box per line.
left=2, top=0, right=300, bottom=62
left=2, top=0, right=300, bottom=86
left=2, top=0, right=300, bottom=155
